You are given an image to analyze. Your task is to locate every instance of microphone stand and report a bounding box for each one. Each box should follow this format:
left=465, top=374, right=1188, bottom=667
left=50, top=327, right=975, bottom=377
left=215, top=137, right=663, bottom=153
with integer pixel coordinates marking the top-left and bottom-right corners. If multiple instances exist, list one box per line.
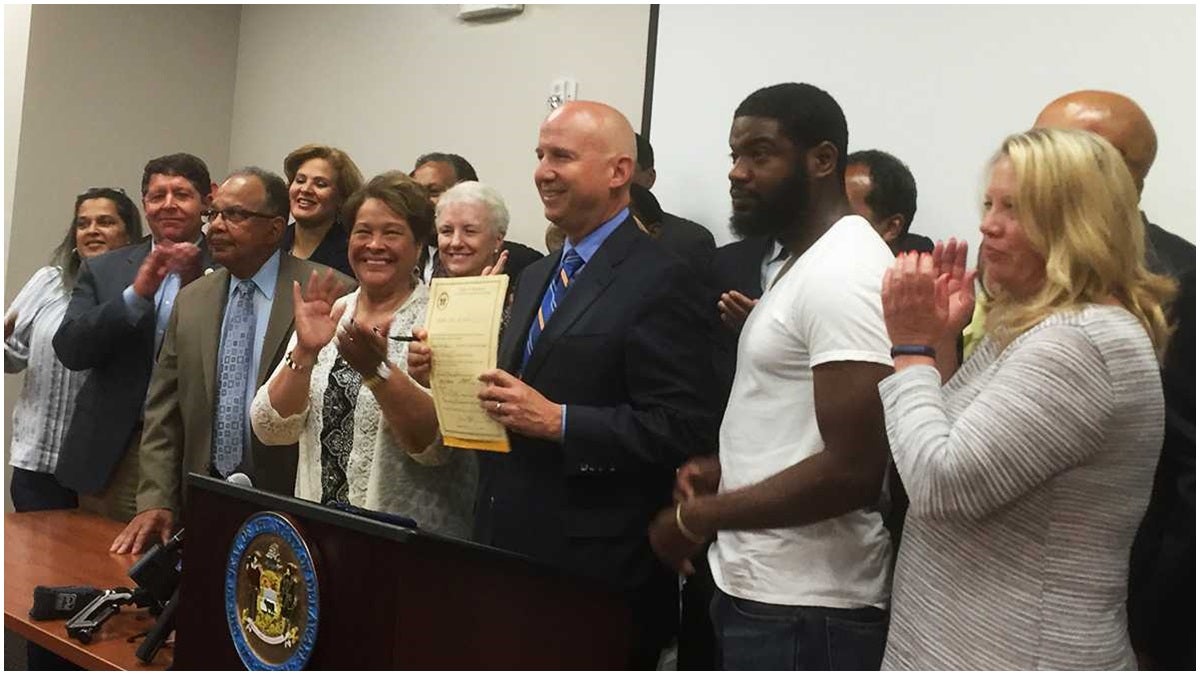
left=135, top=586, right=180, bottom=665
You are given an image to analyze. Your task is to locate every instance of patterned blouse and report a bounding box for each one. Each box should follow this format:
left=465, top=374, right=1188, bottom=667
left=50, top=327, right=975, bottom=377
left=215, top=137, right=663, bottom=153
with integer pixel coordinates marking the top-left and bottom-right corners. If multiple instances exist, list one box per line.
left=4, top=266, right=88, bottom=474
left=250, top=284, right=478, bottom=538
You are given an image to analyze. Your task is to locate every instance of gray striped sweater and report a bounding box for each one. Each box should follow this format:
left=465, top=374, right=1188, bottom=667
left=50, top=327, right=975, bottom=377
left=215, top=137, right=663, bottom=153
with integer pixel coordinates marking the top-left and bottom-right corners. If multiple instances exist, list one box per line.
left=879, top=305, right=1162, bottom=670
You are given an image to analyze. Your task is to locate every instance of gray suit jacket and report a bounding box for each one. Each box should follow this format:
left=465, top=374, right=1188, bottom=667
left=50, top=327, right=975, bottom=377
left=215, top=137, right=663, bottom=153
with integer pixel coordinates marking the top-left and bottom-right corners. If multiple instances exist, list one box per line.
left=53, top=237, right=212, bottom=493
left=135, top=253, right=353, bottom=514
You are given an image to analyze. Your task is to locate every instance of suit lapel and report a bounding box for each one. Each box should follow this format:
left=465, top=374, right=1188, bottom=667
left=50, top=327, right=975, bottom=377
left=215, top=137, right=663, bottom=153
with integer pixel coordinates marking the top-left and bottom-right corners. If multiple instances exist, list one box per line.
left=199, top=269, right=231, bottom=406
left=122, top=239, right=153, bottom=287
left=521, top=219, right=640, bottom=381
left=745, top=236, right=773, bottom=297
left=500, top=254, right=557, bottom=373
left=258, top=254, right=300, bottom=386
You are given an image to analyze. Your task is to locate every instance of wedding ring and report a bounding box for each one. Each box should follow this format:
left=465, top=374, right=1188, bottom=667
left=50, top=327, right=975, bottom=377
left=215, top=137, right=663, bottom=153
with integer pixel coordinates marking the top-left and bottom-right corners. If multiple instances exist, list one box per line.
left=495, top=401, right=503, bottom=413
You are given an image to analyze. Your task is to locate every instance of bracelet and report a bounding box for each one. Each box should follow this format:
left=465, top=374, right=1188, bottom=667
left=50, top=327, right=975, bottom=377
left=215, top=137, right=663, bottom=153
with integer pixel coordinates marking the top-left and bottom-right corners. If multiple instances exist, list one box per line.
left=375, top=360, right=393, bottom=381
left=890, top=344, right=936, bottom=359
left=284, top=350, right=311, bottom=372
left=363, top=361, right=394, bottom=391
left=675, top=503, right=708, bottom=545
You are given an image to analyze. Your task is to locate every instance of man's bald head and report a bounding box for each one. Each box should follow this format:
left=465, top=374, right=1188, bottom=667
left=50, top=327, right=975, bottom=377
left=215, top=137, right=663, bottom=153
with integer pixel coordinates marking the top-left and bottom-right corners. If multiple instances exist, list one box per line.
left=1034, top=90, right=1157, bottom=195
left=534, top=101, right=637, bottom=238
left=543, top=101, right=638, bottom=162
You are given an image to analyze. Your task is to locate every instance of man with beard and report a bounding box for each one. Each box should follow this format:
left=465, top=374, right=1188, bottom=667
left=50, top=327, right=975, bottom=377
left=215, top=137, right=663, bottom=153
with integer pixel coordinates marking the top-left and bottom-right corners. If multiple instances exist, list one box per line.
left=649, top=83, right=895, bottom=670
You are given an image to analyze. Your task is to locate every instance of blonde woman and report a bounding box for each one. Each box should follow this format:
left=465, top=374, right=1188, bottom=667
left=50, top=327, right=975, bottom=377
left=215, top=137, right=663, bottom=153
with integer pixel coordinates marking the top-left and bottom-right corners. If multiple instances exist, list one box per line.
left=878, top=128, right=1175, bottom=669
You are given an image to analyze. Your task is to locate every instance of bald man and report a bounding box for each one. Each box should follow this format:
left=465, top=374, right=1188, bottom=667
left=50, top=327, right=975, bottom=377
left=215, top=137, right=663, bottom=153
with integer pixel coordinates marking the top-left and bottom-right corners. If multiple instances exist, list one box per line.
left=471, top=101, right=717, bottom=667
left=1034, top=90, right=1194, bottom=277
left=1036, top=90, right=1195, bottom=670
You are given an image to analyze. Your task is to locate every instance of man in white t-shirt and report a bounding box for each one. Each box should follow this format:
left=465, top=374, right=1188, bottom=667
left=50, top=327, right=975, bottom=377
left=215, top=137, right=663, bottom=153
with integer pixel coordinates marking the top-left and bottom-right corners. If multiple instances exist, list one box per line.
left=649, top=82, right=896, bottom=670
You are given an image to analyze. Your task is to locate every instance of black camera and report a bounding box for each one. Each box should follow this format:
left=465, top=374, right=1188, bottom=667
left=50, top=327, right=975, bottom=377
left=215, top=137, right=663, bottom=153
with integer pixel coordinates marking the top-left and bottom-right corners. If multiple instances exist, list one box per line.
left=127, top=529, right=183, bottom=606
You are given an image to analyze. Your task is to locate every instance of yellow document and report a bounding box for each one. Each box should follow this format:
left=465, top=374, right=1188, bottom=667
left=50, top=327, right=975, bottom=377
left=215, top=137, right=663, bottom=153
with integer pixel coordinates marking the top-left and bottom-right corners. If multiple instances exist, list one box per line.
left=425, top=275, right=511, bottom=452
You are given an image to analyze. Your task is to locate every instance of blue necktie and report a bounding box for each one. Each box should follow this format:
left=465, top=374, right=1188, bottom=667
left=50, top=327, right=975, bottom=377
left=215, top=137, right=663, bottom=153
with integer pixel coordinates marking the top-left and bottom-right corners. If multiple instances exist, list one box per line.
left=522, top=249, right=584, bottom=372
left=213, top=280, right=256, bottom=476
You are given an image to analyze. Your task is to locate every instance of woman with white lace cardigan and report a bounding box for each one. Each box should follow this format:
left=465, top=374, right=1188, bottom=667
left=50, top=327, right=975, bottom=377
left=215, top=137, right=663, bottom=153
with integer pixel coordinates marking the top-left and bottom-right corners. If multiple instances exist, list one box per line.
left=251, top=171, right=476, bottom=538
left=877, top=128, right=1176, bottom=669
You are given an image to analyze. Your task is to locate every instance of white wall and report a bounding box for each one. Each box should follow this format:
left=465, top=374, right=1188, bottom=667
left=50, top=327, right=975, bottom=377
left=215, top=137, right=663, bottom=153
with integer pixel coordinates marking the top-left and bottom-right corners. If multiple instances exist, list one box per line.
left=649, top=5, right=1197, bottom=250
left=4, top=4, right=242, bottom=511
left=228, top=4, right=651, bottom=252
left=4, top=5, right=32, bottom=265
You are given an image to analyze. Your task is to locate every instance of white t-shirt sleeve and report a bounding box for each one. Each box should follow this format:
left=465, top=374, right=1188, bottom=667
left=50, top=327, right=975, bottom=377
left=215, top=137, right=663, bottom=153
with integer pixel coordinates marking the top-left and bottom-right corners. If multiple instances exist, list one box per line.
left=793, top=258, right=893, bottom=368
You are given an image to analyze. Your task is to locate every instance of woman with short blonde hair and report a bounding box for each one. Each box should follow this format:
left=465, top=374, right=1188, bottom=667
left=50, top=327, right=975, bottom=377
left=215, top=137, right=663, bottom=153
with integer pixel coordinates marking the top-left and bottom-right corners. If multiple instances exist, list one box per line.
left=878, top=127, right=1176, bottom=669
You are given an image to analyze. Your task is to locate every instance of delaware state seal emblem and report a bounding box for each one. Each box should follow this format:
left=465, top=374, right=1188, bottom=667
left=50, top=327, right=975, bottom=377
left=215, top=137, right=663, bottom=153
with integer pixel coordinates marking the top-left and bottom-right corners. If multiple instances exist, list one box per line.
left=225, top=512, right=319, bottom=669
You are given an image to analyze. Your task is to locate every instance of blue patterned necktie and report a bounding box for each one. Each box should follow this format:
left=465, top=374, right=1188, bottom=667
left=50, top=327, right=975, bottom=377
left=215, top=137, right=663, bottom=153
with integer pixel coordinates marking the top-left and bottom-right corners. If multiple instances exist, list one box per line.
left=213, top=280, right=257, bottom=476
left=521, top=249, right=584, bottom=372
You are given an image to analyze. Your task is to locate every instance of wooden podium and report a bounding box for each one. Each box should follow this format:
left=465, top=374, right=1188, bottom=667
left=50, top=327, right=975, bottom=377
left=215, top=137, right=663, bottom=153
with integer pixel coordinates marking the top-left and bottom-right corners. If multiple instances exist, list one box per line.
left=173, top=474, right=631, bottom=669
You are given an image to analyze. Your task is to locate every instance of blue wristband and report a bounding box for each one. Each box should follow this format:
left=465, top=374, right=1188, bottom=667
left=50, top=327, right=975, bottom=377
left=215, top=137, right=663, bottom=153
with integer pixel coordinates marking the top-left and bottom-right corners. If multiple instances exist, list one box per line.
left=890, top=344, right=936, bottom=359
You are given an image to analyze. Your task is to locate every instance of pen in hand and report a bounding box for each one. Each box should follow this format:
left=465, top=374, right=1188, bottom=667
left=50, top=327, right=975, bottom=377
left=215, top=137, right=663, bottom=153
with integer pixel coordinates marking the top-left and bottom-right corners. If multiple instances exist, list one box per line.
left=370, top=324, right=421, bottom=342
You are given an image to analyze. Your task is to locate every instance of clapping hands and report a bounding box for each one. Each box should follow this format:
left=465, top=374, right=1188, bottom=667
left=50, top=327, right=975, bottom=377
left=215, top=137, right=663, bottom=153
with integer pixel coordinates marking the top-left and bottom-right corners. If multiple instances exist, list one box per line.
left=882, top=238, right=977, bottom=347
left=291, top=269, right=349, bottom=357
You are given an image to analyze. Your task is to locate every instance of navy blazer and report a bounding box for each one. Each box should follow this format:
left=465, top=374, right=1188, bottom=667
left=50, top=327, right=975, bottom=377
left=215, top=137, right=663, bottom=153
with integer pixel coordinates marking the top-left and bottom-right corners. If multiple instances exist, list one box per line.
left=475, top=217, right=719, bottom=593
left=53, top=237, right=212, bottom=494
left=706, top=235, right=772, bottom=406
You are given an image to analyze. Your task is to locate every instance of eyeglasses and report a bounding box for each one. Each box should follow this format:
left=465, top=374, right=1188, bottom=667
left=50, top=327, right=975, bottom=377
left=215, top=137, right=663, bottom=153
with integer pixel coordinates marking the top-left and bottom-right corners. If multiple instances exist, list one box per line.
left=201, top=207, right=277, bottom=225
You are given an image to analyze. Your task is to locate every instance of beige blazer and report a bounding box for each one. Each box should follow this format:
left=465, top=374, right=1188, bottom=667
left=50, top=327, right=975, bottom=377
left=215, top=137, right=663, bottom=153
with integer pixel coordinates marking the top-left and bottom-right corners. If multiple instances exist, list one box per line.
left=135, top=253, right=354, bottom=514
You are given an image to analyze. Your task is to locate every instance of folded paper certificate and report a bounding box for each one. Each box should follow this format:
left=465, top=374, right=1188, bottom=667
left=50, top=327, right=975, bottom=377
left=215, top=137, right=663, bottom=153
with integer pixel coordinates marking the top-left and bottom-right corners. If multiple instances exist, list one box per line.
left=425, top=275, right=511, bottom=452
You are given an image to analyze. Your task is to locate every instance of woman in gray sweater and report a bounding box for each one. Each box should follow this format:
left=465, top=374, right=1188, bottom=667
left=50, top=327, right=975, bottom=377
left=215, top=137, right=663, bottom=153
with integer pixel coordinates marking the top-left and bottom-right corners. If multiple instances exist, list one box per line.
left=877, top=128, right=1176, bottom=669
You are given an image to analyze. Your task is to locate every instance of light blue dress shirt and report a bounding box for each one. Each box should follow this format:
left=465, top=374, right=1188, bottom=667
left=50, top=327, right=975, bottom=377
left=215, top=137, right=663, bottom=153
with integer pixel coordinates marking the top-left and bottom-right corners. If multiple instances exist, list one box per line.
left=120, top=239, right=198, bottom=356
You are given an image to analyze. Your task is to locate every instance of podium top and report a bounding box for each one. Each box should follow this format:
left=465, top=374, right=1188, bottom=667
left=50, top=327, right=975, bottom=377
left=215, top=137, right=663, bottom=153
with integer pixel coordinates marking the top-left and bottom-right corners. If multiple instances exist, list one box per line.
left=185, top=473, right=603, bottom=586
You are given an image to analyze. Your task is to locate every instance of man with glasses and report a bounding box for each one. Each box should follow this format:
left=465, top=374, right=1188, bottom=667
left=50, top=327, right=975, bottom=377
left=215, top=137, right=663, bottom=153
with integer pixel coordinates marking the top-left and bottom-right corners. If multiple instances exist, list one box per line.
left=55, top=153, right=216, bottom=522
left=111, top=167, right=352, bottom=555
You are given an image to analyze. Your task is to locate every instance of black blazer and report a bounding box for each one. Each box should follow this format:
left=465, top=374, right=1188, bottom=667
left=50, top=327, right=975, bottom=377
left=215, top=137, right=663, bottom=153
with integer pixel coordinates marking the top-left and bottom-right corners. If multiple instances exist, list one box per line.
left=52, top=237, right=212, bottom=494
left=476, top=217, right=719, bottom=592
left=706, top=235, right=772, bottom=406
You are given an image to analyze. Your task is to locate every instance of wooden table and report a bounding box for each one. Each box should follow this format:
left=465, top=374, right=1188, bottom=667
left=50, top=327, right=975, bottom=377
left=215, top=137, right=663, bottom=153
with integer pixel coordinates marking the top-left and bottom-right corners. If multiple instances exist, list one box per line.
left=4, top=509, right=171, bottom=670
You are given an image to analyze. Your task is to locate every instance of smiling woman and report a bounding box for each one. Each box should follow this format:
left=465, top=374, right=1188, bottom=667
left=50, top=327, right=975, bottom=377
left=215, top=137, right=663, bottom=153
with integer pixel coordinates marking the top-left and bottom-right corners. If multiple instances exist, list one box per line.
left=280, top=144, right=365, bottom=278
left=251, top=171, right=477, bottom=537
left=5, top=187, right=142, bottom=512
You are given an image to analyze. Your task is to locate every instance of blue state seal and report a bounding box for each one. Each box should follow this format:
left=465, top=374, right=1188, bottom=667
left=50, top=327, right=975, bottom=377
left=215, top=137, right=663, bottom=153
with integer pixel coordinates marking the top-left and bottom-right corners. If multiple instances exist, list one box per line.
left=225, top=512, right=319, bottom=670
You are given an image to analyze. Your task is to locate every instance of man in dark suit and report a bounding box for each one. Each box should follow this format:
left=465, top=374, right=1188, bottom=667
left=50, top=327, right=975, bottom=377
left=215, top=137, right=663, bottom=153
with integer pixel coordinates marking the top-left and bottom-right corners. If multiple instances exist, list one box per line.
left=845, top=149, right=934, bottom=254
left=632, top=133, right=717, bottom=269
left=414, top=101, right=718, bottom=667
left=110, top=167, right=351, bottom=555
left=1035, top=89, right=1196, bottom=671
left=411, top=151, right=544, bottom=281
left=54, top=153, right=214, bottom=522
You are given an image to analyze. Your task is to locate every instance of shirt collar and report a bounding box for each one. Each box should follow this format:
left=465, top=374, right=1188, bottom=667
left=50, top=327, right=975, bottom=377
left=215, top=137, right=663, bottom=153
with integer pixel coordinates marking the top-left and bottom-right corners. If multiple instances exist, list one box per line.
left=562, top=206, right=629, bottom=266
left=229, top=249, right=281, bottom=300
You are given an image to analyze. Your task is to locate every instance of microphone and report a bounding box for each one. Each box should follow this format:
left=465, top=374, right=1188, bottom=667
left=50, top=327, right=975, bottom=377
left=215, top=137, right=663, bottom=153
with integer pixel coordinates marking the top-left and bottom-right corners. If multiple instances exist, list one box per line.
left=226, top=472, right=253, bottom=488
